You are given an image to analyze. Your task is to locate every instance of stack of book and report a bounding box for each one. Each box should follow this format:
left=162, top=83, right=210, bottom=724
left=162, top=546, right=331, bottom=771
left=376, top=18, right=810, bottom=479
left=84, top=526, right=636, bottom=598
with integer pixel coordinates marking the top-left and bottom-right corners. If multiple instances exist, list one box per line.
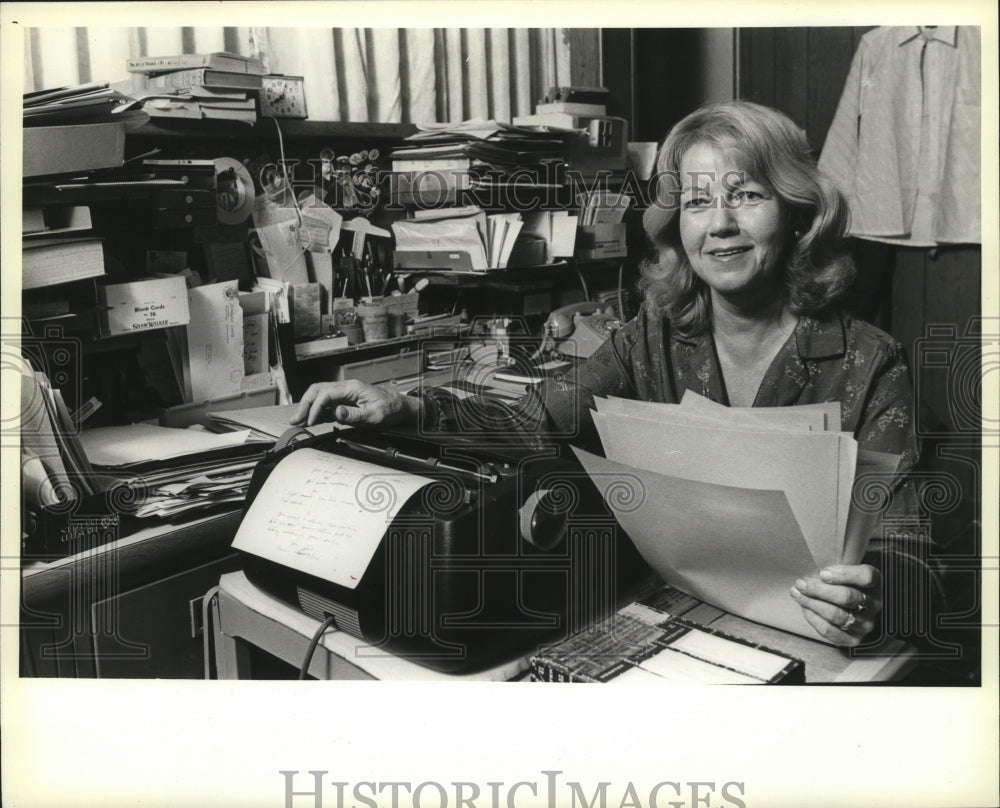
left=21, top=204, right=106, bottom=292
left=128, top=52, right=264, bottom=123
left=513, top=86, right=610, bottom=129
left=135, top=86, right=258, bottom=125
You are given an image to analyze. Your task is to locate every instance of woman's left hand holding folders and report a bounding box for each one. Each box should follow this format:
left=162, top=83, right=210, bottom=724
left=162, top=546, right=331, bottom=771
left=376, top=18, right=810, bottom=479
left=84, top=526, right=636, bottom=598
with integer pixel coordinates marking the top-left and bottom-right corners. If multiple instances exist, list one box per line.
left=790, top=564, right=883, bottom=647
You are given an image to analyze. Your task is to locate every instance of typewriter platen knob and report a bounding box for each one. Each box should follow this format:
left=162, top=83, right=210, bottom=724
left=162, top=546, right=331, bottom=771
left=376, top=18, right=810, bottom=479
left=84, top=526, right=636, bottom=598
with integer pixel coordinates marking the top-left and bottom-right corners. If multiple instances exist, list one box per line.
left=518, top=489, right=569, bottom=551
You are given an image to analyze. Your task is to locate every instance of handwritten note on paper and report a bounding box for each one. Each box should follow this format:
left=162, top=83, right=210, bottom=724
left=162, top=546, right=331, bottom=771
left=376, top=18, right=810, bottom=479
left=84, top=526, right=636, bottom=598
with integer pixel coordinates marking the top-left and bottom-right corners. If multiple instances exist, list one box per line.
left=232, top=449, right=434, bottom=589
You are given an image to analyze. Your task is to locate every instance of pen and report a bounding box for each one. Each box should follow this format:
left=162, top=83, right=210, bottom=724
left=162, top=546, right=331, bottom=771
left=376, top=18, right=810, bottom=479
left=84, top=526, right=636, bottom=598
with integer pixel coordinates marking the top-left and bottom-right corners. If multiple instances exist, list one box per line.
left=362, top=251, right=373, bottom=297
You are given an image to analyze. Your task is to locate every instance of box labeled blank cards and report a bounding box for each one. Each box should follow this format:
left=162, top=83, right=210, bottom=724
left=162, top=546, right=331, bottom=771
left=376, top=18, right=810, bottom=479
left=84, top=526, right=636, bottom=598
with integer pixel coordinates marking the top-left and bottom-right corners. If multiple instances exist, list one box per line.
left=98, top=275, right=190, bottom=336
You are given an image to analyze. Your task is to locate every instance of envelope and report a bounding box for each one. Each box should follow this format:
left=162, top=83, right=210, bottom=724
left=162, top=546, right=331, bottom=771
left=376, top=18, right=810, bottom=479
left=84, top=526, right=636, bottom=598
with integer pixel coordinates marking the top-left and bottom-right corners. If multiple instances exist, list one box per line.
left=187, top=280, right=244, bottom=401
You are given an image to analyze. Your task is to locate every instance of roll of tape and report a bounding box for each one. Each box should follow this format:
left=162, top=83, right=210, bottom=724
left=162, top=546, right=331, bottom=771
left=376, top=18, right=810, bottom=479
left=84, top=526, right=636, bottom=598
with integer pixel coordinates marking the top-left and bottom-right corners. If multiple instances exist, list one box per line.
left=214, top=157, right=255, bottom=224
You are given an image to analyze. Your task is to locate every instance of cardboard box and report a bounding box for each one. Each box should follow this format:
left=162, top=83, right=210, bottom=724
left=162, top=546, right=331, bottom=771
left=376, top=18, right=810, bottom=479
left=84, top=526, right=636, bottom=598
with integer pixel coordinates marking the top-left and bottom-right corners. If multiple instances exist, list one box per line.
left=290, top=283, right=322, bottom=340
left=23, top=122, right=126, bottom=178
left=97, top=275, right=190, bottom=336
left=575, top=223, right=627, bottom=260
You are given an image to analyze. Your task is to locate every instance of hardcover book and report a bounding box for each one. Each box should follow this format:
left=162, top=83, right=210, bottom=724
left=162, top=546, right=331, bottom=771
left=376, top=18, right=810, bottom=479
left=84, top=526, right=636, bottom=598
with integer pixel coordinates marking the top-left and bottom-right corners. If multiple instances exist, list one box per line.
left=128, top=52, right=265, bottom=75
left=146, top=69, right=263, bottom=91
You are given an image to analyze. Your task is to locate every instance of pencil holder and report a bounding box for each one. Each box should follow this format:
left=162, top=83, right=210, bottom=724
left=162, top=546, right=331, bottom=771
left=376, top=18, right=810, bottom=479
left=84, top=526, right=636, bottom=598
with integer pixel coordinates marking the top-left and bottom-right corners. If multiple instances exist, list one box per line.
left=340, top=322, right=364, bottom=344
left=356, top=300, right=389, bottom=342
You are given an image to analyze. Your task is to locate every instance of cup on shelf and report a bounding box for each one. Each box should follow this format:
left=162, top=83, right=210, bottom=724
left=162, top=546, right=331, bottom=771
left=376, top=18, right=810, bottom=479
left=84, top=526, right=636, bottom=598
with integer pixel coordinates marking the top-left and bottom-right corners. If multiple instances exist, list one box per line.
left=387, top=309, right=408, bottom=338
left=340, top=322, right=364, bottom=344
left=356, top=299, right=389, bottom=342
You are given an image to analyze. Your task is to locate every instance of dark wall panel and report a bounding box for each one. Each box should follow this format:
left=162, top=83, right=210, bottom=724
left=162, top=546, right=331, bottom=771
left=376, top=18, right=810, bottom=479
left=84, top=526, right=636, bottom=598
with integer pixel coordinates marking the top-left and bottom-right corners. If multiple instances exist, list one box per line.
left=736, top=26, right=983, bottom=531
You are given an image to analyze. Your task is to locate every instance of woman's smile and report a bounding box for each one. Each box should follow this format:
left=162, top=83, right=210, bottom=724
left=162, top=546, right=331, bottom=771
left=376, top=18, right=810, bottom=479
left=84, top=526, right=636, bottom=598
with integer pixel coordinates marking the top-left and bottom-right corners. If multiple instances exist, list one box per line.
left=678, top=142, right=792, bottom=305
left=706, top=245, right=753, bottom=259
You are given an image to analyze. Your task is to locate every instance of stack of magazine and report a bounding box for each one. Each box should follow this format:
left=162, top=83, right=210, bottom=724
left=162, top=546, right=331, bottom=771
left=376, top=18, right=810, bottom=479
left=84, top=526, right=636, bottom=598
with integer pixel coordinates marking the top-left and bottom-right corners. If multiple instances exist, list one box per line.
left=23, top=81, right=147, bottom=128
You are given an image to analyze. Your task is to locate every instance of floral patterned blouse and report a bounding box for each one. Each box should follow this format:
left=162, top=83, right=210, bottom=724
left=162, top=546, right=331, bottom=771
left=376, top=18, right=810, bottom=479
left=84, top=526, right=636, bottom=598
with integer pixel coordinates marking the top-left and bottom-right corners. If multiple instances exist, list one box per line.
left=420, top=306, right=935, bottom=609
left=423, top=306, right=919, bottom=480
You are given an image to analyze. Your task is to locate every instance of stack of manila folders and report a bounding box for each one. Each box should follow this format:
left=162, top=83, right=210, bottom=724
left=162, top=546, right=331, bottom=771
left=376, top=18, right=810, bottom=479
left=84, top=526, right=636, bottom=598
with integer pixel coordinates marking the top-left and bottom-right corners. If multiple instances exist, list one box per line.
left=575, top=391, right=903, bottom=642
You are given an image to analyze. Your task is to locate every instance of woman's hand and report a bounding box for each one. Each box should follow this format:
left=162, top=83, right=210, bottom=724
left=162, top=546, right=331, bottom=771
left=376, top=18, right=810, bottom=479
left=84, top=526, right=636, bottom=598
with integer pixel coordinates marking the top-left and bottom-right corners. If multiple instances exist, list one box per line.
left=290, top=380, right=422, bottom=428
left=790, top=564, right=882, bottom=647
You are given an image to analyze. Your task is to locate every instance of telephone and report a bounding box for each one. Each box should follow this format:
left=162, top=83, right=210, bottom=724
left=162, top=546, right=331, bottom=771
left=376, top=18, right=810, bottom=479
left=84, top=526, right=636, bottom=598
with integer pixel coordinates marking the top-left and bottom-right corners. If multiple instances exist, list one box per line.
left=542, top=301, right=622, bottom=358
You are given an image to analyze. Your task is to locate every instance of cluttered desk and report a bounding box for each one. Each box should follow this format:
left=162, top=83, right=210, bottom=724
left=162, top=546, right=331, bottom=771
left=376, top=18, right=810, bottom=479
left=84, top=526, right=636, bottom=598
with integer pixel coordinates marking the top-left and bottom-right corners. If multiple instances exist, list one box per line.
left=200, top=380, right=916, bottom=684
left=19, top=343, right=919, bottom=683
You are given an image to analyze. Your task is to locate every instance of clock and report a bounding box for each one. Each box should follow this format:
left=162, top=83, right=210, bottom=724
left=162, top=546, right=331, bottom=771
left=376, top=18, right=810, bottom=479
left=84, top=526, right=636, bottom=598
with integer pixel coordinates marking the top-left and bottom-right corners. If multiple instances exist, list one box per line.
left=259, top=75, right=308, bottom=118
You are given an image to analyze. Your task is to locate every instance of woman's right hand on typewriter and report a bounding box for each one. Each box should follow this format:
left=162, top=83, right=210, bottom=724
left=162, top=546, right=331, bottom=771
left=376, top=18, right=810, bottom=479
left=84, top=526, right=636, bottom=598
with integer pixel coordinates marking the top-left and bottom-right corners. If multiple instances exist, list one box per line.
left=291, top=380, right=422, bottom=428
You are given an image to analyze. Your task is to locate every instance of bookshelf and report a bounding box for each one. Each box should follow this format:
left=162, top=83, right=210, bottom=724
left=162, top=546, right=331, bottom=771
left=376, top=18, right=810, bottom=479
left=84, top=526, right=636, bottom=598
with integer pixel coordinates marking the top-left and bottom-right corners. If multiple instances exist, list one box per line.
left=17, top=116, right=433, bottom=678
left=129, top=119, right=418, bottom=142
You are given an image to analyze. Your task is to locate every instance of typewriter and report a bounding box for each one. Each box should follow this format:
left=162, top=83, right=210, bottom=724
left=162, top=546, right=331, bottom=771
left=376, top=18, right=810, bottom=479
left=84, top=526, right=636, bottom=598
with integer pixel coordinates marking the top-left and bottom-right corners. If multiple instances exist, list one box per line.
left=234, top=427, right=650, bottom=674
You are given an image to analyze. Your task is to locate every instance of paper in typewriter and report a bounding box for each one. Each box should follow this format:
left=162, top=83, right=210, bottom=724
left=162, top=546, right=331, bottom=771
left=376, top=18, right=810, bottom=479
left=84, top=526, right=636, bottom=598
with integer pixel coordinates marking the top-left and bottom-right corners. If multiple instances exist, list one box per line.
left=233, top=448, right=434, bottom=589
left=576, top=394, right=870, bottom=641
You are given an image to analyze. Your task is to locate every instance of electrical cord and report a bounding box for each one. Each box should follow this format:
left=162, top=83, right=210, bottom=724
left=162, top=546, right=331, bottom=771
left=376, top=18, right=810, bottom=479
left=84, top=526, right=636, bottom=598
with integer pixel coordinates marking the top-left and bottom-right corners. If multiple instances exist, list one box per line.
left=575, top=263, right=590, bottom=301
left=617, top=261, right=625, bottom=319
left=262, top=115, right=311, bottom=283
left=299, top=614, right=338, bottom=680
left=202, top=586, right=221, bottom=680
left=267, top=115, right=301, bottom=212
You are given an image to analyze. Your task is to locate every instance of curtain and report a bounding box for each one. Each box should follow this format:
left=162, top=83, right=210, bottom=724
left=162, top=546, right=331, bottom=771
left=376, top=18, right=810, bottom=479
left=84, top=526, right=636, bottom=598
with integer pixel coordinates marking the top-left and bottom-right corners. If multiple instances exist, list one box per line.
left=23, top=26, right=593, bottom=124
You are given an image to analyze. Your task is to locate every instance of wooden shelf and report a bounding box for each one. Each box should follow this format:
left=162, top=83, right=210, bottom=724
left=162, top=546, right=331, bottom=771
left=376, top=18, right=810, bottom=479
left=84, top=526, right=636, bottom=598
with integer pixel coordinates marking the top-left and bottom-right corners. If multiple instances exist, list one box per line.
left=128, top=119, right=418, bottom=142
left=293, top=324, right=468, bottom=362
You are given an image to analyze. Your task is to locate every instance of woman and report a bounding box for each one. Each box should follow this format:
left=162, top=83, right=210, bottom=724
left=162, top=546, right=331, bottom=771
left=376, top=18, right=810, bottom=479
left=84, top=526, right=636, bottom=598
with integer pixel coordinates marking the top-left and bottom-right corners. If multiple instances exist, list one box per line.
left=292, top=101, right=922, bottom=648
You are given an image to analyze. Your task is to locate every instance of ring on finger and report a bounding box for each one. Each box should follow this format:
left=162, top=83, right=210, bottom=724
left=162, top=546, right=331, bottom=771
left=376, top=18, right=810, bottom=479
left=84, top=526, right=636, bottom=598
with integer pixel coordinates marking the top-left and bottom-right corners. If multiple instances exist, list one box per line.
left=840, top=612, right=857, bottom=632
left=854, top=592, right=868, bottom=613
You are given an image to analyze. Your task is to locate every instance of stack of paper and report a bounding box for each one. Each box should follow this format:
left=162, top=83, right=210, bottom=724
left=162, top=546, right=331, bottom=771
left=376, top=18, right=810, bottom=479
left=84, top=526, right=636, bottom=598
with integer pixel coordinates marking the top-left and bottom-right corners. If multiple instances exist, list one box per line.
left=23, top=82, right=148, bottom=128
left=19, top=360, right=102, bottom=510
left=135, top=86, right=258, bottom=125
left=577, top=189, right=632, bottom=225
left=391, top=120, right=570, bottom=178
left=574, top=391, right=902, bottom=642
left=78, top=424, right=269, bottom=519
left=392, top=210, right=525, bottom=271
left=520, top=211, right=579, bottom=262
left=208, top=404, right=342, bottom=441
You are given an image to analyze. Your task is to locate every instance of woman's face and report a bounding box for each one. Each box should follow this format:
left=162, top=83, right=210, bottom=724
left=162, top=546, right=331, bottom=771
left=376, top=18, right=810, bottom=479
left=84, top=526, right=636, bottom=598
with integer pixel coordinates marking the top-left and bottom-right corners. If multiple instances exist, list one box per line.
left=678, top=142, right=792, bottom=306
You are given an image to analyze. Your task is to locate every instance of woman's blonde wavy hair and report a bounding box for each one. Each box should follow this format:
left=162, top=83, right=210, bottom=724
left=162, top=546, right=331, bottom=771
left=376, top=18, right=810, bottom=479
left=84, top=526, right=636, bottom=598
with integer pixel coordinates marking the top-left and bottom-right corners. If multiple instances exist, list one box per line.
left=639, top=100, right=856, bottom=336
